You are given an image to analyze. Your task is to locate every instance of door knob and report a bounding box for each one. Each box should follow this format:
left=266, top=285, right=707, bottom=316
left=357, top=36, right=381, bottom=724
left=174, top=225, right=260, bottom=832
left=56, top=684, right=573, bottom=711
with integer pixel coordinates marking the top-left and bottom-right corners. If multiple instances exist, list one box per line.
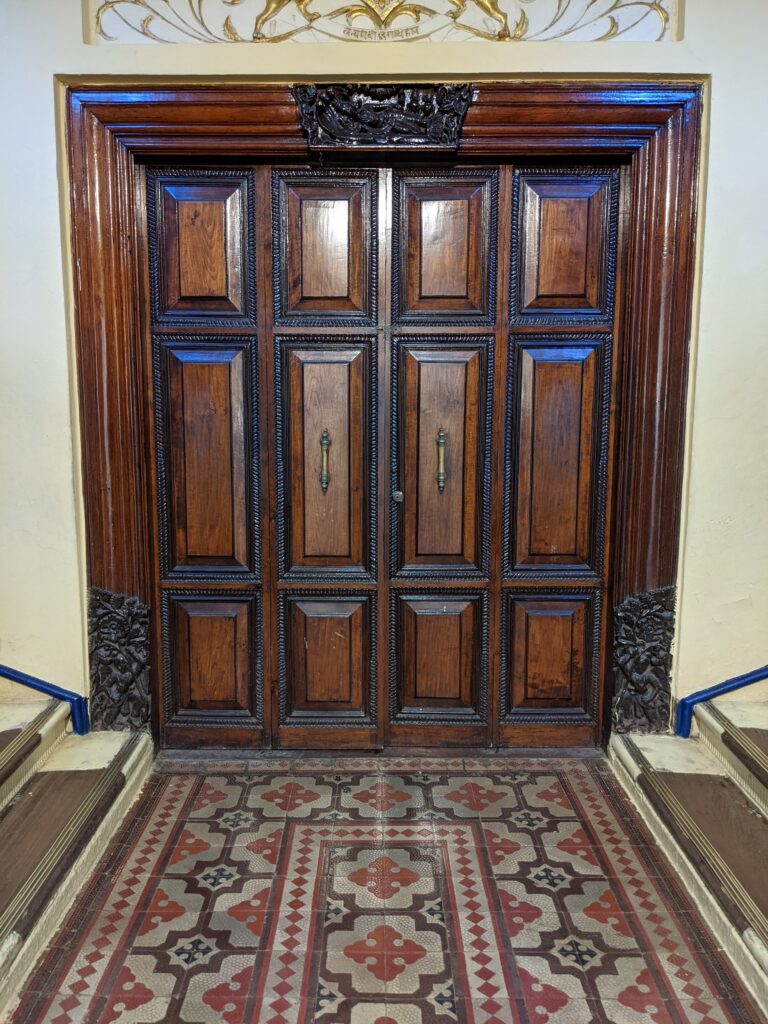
left=392, top=490, right=404, bottom=503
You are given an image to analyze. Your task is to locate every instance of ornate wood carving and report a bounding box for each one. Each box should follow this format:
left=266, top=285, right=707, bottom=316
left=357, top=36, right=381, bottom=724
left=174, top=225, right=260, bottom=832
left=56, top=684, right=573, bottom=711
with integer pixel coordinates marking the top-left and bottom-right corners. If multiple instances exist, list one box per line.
left=88, top=587, right=150, bottom=731
left=292, top=85, right=472, bottom=149
left=612, top=586, right=675, bottom=734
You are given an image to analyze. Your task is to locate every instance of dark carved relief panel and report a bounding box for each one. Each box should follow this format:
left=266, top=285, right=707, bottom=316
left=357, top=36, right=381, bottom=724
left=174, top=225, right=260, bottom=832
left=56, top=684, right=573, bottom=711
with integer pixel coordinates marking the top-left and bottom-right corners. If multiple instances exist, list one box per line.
left=612, top=586, right=675, bottom=734
left=292, top=84, right=472, bottom=149
left=88, top=587, right=150, bottom=731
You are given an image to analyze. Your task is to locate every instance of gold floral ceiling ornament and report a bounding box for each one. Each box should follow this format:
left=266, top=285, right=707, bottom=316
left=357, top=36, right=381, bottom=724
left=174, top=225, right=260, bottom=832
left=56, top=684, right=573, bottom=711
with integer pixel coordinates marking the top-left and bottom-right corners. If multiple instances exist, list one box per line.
left=91, top=0, right=672, bottom=44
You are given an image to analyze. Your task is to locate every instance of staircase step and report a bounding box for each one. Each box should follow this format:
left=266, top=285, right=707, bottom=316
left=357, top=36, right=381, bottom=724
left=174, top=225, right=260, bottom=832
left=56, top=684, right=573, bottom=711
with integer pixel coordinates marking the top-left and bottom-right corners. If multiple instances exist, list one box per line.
left=696, top=700, right=768, bottom=817
left=611, top=733, right=768, bottom=1009
left=0, top=700, right=69, bottom=811
left=0, top=731, right=153, bottom=1017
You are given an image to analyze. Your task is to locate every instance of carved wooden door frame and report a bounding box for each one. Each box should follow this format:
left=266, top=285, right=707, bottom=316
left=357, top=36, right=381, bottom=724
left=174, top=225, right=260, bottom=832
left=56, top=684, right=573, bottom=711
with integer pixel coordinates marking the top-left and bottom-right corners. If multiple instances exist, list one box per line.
left=67, top=80, right=703, bottom=741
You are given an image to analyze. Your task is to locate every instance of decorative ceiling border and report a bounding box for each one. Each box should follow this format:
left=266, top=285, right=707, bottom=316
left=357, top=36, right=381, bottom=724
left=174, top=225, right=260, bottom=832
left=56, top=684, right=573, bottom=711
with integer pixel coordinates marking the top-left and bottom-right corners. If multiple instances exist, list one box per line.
left=88, top=0, right=674, bottom=45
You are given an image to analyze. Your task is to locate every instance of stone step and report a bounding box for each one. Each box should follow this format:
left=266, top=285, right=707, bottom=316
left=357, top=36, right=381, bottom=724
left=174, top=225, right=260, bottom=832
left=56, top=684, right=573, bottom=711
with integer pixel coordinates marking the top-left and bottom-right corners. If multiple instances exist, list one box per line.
left=0, top=731, right=153, bottom=1017
left=0, top=699, right=70, bottom=812
left=696, top=699, right=768, bottom=818
left=611, top=733, right=768, bottom=1011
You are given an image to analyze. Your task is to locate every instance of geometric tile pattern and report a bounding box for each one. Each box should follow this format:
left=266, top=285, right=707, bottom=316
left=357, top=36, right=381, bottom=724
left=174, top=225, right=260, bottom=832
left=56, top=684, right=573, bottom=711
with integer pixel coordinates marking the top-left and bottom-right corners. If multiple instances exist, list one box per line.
left=10, top=759, right=763, bottom=1024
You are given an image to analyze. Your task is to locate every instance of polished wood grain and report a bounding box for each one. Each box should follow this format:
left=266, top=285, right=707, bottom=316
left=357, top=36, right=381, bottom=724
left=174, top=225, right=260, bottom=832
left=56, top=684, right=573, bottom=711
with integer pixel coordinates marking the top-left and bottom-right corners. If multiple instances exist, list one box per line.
left=276, top=174, right=375, bottom=320
left=172, top=597, right=252, bottom=713
left=517, top=174, right=611, bottom=315
left=66, top=82, right=703, bottom=751
left=512, top=344, right=599, bottom=570
left=285, top=597, right=370, bottom=719
left=399, top=596, right=478, bottom=711
left=395, top=174, right=494, bottom=320
left=158, top=180, right=245, bottom=318
left=509, top=596, right=586, bottom=710
left=398, top=343, right=485, bottom=572
left=164, top=346, right=249, bottom=572
left=283, top=345, right=368, bottom=574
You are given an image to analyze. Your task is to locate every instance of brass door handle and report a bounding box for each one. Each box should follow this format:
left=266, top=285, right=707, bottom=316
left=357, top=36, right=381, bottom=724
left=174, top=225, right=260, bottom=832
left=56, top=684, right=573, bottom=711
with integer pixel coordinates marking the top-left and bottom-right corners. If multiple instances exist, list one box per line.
left=436, top=427, right=447, bottom=493
left=320, top=429, right=331, bottom=494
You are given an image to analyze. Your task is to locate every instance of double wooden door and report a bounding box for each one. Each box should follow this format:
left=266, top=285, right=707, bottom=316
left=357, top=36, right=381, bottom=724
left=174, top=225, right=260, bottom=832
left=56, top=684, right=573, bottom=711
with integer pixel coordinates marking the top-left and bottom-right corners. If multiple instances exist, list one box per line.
left=146, top=159, right=622, bottom=750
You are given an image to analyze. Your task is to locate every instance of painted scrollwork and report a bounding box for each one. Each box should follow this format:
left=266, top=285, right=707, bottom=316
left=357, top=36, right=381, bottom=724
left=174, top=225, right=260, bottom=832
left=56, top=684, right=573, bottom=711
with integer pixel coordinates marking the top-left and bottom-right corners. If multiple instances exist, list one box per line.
left=293, top=84, right=472, bottom=148
left=88, top=587, right=151, bottom=731
left=612, top=586, right=675, bottom=734
left=91, top=0, right=671, bottom=45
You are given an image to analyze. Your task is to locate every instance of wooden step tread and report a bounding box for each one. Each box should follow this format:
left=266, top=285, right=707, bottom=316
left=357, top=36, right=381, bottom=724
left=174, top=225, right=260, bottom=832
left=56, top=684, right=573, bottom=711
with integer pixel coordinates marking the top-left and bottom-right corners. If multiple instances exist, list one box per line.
left=626, top=735, right=768, bottom=948
left=0, top=701, right=62, bottom=791
left=0, top=733, right=139, bottom=949
left=705, top=700, right=768, bottom=790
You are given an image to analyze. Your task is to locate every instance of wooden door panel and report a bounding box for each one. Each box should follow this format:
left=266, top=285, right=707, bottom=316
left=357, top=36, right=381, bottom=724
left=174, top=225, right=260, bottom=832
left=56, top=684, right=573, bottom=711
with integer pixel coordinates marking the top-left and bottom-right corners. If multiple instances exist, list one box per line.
left=160, top=344, right=256, bottom=578
left=278, top=594, right=376, bottom=745
left=389, top=592, right=487, bottom=744
left=499, top=592, right=599, bottom=746
left=273, top=171, right=376, bottom=324
left=394, top=340, right=491, bottom=577
left=149, top=171, right=255, bottom=327
left=510, top=169, right=619, bottom=324
left=394, top=171, right=497, bottom=323
left=507, top=340, right=606, bottom=576
left=278, top=340, right=373, bottom=579
left=164, top=593, right=262, bottom=744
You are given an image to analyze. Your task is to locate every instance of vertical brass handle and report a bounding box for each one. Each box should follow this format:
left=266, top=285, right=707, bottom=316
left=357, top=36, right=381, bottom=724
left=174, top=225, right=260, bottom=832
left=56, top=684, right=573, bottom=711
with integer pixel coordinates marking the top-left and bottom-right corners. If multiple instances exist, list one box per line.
left=436, top=427, right=447, bottom=493
left=320, top=429, right=331, bottom=494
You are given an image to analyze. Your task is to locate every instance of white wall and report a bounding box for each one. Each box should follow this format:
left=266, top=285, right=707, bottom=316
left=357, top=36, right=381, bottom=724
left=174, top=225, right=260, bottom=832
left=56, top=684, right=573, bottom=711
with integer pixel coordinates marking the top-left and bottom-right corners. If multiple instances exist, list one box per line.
left=0, top=0, right=766, bottom=699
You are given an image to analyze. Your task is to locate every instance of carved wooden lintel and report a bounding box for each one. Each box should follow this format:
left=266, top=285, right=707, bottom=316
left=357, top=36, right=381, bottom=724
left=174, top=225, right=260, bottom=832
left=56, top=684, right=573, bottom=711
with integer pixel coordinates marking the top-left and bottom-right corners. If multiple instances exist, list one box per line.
left=88, top=587, right=150, bottom=731
left=292, top=84, right=473, bottom=149
left=612, top=586, right=675, bottom=734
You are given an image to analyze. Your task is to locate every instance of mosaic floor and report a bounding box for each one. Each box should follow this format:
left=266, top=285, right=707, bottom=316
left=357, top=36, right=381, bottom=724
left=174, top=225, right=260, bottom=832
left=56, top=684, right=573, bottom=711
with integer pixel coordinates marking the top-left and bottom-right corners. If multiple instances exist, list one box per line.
left=11, top=757, right=764, bottom=1024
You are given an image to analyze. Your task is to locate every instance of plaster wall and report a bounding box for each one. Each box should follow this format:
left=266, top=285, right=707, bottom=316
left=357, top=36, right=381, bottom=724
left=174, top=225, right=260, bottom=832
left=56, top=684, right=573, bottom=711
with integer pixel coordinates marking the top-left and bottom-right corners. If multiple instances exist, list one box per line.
left=0, top=0, right=766, bottom=701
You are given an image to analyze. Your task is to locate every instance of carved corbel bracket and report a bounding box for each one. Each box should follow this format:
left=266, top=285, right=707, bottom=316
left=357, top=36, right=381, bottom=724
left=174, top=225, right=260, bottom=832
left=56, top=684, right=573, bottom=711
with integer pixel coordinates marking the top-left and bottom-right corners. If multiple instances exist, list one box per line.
left=292, top=84, right=473, bottom=149
left=88, top=587, right=150, bottom=731
left=612, top=586, right=675, bottom=734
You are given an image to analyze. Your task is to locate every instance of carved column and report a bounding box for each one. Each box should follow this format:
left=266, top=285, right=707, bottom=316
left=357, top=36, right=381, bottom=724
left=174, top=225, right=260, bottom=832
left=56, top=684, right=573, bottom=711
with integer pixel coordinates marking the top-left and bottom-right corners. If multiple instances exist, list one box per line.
left=612, top=586, right=675, bottom=734
left=88, top=587, right=150, bottom=730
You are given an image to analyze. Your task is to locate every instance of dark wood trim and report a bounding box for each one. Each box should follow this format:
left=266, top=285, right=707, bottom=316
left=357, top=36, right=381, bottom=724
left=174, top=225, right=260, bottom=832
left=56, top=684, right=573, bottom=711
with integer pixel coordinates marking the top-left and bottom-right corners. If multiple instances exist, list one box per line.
left=66, top=80, right=703, bottom=746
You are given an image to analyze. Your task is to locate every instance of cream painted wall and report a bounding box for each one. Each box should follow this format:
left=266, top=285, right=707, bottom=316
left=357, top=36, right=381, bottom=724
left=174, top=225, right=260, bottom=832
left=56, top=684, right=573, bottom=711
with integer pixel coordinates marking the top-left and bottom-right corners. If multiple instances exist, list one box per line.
left=0, top=0, right=766, bottom=701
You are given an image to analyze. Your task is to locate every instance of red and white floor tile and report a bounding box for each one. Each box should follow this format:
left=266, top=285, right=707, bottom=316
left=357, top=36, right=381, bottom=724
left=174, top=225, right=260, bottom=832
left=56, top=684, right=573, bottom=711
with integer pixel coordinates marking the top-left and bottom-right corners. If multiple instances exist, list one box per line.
left=10, top=759, right=763, bottom=1024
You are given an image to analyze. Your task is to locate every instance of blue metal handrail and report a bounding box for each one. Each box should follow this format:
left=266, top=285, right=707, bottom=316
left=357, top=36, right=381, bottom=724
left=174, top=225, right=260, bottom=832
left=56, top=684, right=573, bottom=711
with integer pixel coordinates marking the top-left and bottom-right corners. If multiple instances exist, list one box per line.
left=675, top=663, right=768, bottom=738
left=0, top=663, right=89, bottom=735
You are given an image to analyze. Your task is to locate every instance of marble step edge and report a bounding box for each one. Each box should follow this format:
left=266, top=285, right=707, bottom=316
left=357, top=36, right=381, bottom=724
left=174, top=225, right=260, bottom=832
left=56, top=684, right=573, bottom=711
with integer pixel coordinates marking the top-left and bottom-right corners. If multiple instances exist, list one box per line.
left=695, top=702, right=768, bottom=819
left=609, top=734, right=768, bottom=1012
left=0, top=701, right=70, bottom=813
left=0, top=732, right=154, bottom=1020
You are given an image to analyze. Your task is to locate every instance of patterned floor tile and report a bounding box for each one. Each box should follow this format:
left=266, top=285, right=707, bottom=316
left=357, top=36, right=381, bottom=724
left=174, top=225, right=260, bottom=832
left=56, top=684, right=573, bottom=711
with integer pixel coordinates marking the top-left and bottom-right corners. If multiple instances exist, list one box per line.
left=9, top=761, right=763, bottom=1024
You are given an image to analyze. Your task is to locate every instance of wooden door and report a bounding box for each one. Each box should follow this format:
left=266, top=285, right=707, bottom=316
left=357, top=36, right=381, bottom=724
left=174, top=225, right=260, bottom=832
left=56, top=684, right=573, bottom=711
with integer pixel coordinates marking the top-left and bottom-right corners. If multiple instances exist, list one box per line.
left=145, top=159, right=622, bottom=750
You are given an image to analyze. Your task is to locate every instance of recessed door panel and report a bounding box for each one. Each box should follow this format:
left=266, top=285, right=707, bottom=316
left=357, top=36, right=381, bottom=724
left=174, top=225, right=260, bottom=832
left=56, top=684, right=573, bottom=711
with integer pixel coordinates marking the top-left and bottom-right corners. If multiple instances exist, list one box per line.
left=511, top=169, right=618, bottom=323
left=391, top=593, right=486, bottom=728
left=395, top=340, right=490, bottom=576
left=280, top=595, right=374, bottom=727
left=162, top=345, right=255, bottom=576
left=394, top=172, right=497, bottom=322
left=503, top=593, right=598, bottom=721
left=509, top=342, right=604, bottom=574
left=273, top=171, right=376, bottom=324
left=166, top=594, right=261, bottom=733
left=150, top=172, right=254, bottom=326
left=279, top=342, right=372, bottom=578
